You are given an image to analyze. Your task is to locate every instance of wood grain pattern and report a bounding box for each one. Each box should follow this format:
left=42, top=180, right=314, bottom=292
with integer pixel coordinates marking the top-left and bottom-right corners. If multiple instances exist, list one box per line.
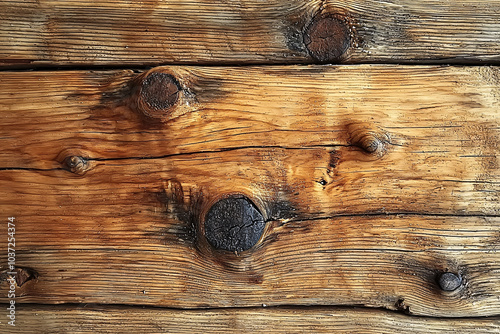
left=1, top=0, right=500, bottom=66
left=1, top=65, right=499, bottom=318
left=4, top=305, right=500, bottom=333
left=0, top=65, right=498, bottom=216
left=1, top=184, right=500, bottom=317
left=1, top=0, right=499, bottom=330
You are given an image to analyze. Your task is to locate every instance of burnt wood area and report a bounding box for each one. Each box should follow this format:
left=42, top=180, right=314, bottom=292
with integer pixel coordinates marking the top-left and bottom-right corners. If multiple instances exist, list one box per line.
left=1, top=0, right=500, bottom=333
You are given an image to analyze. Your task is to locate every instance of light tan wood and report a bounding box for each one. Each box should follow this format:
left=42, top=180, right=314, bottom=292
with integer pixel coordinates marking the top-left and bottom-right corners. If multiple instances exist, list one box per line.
left=0, top=65, right=498, bottom=216
left=4, top=305, right=499, bottom=333
left=1, top=1, right=500, bottom=66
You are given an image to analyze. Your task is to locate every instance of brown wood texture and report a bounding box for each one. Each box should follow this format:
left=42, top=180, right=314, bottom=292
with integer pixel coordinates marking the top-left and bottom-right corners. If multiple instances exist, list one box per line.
left=1, top=65, right=498, bottom=215
left=6, top=305, right=500, bottom=333
left=0, top=65, right=499, bottom=318
left=1, top=0, right=500, bottom=67
left=1, top=211, right=500, bottom=316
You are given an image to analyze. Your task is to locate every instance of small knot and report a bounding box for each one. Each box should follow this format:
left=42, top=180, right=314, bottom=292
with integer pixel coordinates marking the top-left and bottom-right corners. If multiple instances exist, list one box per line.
left=347, top=123, right=388, bottom=155
left=63, top=155, right=89, bottom=175
left=3, top=267, right=39, bottom=287
left=303, top=14, right=351, bottom=63
left=136, top=72, right=180, bottom=118
left=358, top=134, right=381, bottom=153
left=203, top=195, right=265, bottom=253
left=438, top=272, right=463, bottom=291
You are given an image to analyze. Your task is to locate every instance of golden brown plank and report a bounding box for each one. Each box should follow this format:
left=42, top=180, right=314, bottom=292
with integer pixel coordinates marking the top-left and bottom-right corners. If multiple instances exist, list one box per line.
left=1, top=178, right=500, bottom=318
left=3, top=305, right=499, bottom=333
left=0, top=65, right=498, bottom=216
left=1, top=1, right=500, bottom=66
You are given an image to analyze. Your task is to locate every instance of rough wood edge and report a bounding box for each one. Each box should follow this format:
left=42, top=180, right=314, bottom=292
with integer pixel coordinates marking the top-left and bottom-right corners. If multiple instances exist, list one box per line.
left=2, top=304, right=499, bottom=333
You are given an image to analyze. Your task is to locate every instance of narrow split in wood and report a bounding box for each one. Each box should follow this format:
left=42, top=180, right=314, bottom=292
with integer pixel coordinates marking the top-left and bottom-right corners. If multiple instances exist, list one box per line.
left=203, top=195, right=266, bottom=253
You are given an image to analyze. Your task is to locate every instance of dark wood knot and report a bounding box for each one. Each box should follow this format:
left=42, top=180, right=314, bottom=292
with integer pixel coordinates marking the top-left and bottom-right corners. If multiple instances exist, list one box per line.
left=63, top=155, right=89, bottom=175
left=136, top=72, right=180, bottom=118
left=438, top=272, right=462, bottom=291
left=303, top=14, right=351, bottom=63
left=3, top=267, right=39, bottom=287
left=203, top=195, right=265, bottom=253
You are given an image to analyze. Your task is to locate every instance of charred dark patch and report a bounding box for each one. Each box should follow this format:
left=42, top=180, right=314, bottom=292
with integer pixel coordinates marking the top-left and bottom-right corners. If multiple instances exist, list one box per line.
left=303, top=14, right=351, bottom=63
left=283, top=6, right=315, bottom=55
left=90, top=72, right=171, bottom=130
left=393, top=254, right=443, bottom=288
left=187, top=73, right=225, bottom=105
left=99, top=75, right=136, bottom=105
left=154, top=180, right=204, bottom=246
left=329, top=150, right=341, bottom=169
left=285, top=26, right=307, bottom=54
left=204, top=195, right=265, bottom=253
left=62, top=70, right=137, bottom=106
left=395, top=298, right=411, bottom=314
left=266, top=199, right=297, bottom=221
left=92, top=69, right=191, bottom=129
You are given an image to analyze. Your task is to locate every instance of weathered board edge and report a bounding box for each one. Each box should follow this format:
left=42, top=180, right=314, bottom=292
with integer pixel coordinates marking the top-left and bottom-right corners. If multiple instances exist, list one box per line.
left=2, top=304, right=499, bottom=333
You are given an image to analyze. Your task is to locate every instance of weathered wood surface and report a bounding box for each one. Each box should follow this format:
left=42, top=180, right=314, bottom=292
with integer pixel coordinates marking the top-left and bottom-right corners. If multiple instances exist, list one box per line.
left=1, top=0, right=500, bottom=66
left=5, top=305, right=500, bottom=333
left=0, top=65, right=499, bottom=320
left=1, top=65, right=498, bottom=216
left=1, top=203, right=500, bottom=316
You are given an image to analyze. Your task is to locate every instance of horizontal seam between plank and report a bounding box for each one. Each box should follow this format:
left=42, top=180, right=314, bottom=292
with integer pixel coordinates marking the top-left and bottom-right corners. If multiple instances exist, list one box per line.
left=1, top=60, right=500, bottom=72
left=2, top=302, right=500, bottom=319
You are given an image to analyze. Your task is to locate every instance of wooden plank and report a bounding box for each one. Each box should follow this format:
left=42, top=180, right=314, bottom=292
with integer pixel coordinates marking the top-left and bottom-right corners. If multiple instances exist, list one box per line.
left=1, top=184, right=500, bottom=318
left=1, top=1, right=500, bottom=66
left=0, top=65, right=498, bottom=216
left=4, top=305, right=500, bottom=333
